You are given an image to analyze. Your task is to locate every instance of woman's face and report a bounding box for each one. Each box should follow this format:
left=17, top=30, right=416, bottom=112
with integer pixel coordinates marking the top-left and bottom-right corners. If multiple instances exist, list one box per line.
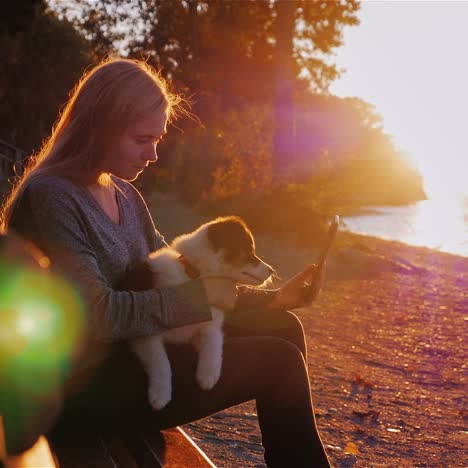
left=106, top=109, right=167, bottom=181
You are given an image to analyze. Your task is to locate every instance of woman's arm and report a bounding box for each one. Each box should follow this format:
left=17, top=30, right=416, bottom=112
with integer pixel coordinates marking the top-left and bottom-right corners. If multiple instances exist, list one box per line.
left=10, top=179, right=212, bottom=343
left=234, top=285, right=278, bottom=310
left=235, top=263, right=325, bottom=311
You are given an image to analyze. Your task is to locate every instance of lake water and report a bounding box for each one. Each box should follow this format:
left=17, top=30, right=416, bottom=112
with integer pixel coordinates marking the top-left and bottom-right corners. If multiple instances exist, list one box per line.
left=342, top=194, right=468, bottom=257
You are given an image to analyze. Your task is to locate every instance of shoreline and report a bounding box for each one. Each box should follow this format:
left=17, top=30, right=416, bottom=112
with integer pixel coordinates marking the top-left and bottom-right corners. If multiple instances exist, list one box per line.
left=341, top=194, right=468, bottom=259
left=343, top=229, right=468, bottom=259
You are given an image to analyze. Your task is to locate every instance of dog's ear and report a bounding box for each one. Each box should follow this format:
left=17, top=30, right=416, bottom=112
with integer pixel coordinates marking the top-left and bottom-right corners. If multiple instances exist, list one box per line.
left=206, top=216, right=254, bottom=262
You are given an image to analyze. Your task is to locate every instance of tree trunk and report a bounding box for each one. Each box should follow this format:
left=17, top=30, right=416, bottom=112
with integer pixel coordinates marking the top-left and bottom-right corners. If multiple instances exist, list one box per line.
left=273, top=0, right=297, bottom=186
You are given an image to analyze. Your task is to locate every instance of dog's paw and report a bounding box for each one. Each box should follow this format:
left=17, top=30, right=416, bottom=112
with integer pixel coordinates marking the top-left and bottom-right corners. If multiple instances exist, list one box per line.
left=196, top=365, right=221, bottom=390
left=148, top=383, right=171, bottom=410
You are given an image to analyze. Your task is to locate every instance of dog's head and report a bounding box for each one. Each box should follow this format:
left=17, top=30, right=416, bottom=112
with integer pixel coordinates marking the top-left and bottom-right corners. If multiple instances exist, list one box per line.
left=172, top=216, right=274, bottom=286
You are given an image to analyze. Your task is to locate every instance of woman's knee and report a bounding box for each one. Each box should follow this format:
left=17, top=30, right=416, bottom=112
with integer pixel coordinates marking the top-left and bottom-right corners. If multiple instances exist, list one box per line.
left=272, top=310, right=307, bottom=359
left=251, top=336, right=307, bottom=379
left=273, top=336, right=306, bottom=370
left=223, top=336, right=305, bottom=379
left=226, top=308, right=308, bottom=362
left=251, top=337, right=310, bottom=397
left=226, top=308, right=306, bottom=350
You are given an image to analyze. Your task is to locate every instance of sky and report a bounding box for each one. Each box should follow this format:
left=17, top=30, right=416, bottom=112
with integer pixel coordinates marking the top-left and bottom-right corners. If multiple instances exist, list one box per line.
left=329, top=0, right=468, bottom=199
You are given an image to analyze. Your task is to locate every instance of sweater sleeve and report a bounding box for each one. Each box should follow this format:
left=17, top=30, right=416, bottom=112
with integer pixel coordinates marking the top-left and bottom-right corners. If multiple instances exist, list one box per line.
left=10, top=179, right=212, bottom=343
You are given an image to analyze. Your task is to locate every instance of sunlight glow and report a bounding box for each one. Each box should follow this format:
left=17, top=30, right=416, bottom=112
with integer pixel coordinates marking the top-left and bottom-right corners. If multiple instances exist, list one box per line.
left=410, top=196, right=466, bottom=253
left=344, top=194, right=467, bottom=255
left=330, top=1, right=468, bottom=200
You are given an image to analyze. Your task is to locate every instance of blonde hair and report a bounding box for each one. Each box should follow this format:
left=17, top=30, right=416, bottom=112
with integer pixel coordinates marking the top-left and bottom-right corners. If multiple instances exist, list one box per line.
left=1, top=57, right=184, bottom=233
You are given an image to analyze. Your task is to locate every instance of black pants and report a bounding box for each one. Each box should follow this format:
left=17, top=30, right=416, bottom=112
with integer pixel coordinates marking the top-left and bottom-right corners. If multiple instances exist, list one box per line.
left=53, top=309, right=331, bottom=467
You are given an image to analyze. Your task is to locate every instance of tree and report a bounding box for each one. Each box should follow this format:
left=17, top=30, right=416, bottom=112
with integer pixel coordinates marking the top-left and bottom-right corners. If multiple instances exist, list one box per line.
left=272, top=1, right=297, bottom=182
left=51, top=1, right=360, bottom=100
left=271, top=0, right=360, bottom=182
left=0, top=0, right=92, bottom=153
left=51, top=0, right=361, bottom=197
left=0, top=0, right=43, bottom=35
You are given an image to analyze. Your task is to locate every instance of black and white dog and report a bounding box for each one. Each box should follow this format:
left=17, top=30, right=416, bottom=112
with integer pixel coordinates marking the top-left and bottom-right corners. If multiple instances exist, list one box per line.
left=131, top=216, right=274, bottom=410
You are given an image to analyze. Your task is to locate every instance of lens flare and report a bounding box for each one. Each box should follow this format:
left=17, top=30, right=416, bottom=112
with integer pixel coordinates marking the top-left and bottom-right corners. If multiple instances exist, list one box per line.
left=0, top=259, right=85, bottom=395
left=1, top=252, right=86, bottom=453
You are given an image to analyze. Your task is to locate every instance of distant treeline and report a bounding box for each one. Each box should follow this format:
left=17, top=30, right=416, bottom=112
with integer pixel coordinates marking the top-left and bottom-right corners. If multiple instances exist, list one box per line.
left=0, top=0, right=426, bottom=241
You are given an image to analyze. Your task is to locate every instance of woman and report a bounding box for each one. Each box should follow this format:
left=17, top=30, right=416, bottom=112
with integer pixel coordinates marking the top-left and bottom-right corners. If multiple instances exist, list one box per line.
left=1, top=58, right=331, bottom=467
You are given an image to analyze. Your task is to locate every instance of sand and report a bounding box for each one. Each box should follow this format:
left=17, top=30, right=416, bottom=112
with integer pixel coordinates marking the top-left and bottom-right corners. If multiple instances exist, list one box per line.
left=149, top=193, right=468, bottom=468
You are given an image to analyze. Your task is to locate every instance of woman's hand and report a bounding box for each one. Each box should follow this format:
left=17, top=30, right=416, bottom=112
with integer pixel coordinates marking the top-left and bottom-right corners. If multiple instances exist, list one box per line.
left=266, top=263, right=326, bottom=310
left=201, top=277, right=238, bottom=311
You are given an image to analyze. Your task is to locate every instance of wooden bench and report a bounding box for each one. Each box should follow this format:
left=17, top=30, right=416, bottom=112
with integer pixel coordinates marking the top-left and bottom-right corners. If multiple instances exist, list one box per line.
left=2, top=423, right=216, bottom=467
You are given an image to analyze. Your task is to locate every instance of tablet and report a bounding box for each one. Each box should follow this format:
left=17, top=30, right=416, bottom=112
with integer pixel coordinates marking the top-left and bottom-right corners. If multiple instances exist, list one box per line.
left=304, top=214, right=339, bottom=301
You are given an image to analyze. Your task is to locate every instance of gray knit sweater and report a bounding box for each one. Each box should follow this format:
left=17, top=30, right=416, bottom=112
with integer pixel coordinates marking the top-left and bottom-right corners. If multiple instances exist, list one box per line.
left=10, top=174, right=216, bottom=345
left=10, top=174, right=274, bottom=348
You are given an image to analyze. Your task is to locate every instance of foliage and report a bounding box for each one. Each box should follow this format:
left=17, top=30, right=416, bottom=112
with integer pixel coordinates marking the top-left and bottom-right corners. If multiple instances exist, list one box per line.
left=138, top=101, right=273, bottom=202
left=192, top=104, right=273, bottom=202
left=0, top=1, right=92, bottom=153
left=52, top=1, right=360, bottom=92
left=2, top=0, right=426, bottom=241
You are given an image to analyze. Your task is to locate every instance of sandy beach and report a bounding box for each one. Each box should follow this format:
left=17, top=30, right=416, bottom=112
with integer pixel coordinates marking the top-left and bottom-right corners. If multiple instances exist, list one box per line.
left=149, top=193, right=468, bottom=468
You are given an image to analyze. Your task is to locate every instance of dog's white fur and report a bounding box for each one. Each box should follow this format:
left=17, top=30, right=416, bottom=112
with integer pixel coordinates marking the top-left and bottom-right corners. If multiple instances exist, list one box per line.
left=131, top=216, right=273, bottom=410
